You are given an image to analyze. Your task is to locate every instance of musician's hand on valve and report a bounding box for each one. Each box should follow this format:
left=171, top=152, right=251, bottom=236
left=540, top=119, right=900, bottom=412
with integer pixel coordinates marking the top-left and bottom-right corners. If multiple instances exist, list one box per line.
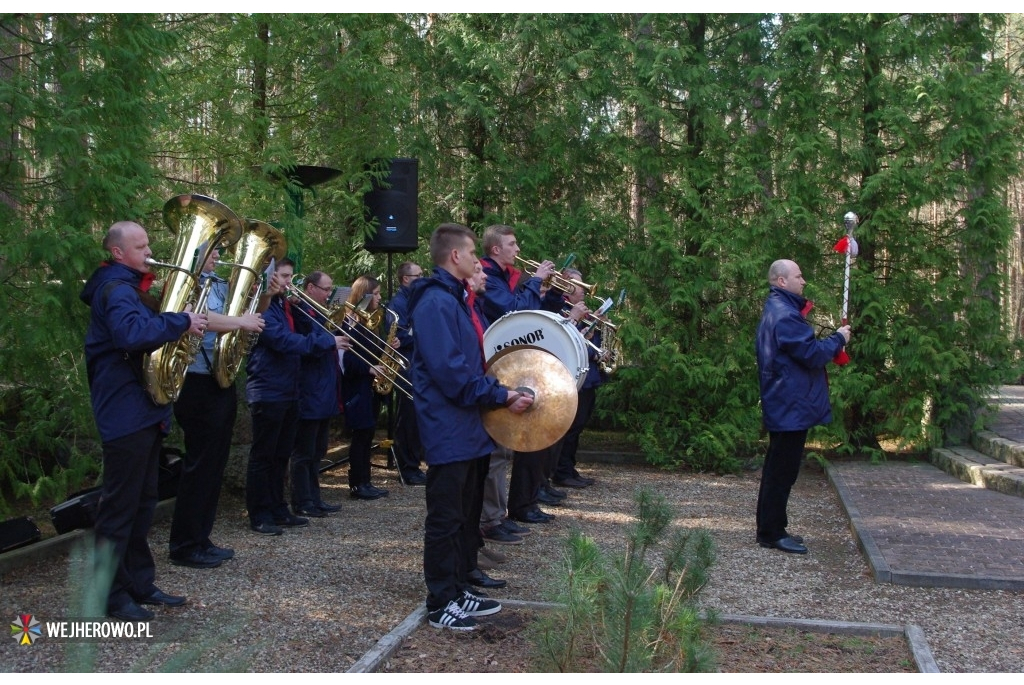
left=533, top=260, right=557, bottom=283
left=334, top=335, right=351, bottom=351
left=569, top=301, right=588, bottom=323
left=370, top=364, right=386, bottom=378
left=187, top=312, right=208, bottom=336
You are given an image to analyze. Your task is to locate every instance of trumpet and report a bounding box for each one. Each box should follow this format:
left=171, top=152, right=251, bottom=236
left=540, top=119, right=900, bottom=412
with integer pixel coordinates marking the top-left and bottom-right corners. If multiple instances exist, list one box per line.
left=284, top=282, right=413, bottom=399
left=515, top=256, right=597, bottom=297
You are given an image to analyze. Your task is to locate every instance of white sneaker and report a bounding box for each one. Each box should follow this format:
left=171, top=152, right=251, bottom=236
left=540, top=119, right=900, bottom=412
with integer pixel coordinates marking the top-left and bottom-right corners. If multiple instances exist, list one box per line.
left=458, top=589, right=502, bottom=617
left=427, top=600, right=477, bottom=631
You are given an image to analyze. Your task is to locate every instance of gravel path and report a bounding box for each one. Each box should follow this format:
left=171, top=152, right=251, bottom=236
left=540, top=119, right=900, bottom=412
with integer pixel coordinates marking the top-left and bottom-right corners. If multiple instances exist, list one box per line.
left=3, top=459, right=1022, bottom=672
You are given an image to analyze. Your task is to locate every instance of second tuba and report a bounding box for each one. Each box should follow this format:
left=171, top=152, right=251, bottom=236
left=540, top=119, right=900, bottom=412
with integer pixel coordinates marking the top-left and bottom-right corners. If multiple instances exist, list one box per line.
left=211, top=219, right=287, bottom=388
left=143, top=194, right=244, bottom=405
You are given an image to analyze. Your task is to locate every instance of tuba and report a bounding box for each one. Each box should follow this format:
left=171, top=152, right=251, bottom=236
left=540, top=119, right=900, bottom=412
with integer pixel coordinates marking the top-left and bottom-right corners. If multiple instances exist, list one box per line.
left=143, top=194, right=243, bottom=405
left=211, top=219, right=287, bottom=389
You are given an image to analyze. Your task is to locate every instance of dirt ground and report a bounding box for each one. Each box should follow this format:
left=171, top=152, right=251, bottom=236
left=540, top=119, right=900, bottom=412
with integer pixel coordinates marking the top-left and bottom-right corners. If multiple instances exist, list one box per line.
left=379, top=606, right=917, bottom=673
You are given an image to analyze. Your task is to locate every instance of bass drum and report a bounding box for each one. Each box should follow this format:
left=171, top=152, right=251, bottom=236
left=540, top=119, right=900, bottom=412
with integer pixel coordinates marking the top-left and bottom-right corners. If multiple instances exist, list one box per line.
left=483, top=309, right=588, bottom=390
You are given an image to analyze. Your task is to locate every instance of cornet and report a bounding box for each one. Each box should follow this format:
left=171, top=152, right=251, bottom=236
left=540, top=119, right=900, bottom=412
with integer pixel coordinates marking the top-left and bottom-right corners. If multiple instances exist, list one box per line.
left=515, top=256, right=597, bottom=297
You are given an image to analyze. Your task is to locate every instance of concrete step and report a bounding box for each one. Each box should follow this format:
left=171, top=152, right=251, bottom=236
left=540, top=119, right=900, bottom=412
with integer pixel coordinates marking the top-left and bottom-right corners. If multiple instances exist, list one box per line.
left=930, top=445, right=1024, bottom=498
left=971, top=430, right=1024, bottom=468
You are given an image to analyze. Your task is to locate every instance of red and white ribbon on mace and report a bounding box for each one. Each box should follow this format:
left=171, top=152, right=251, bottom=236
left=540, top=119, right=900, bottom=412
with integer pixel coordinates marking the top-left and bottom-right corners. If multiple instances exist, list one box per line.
left=831, top=212, right=858, bottom=365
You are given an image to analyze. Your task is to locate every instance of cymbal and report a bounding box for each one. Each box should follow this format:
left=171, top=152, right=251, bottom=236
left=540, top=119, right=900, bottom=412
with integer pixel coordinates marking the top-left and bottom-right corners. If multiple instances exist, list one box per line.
left=483, top=346, right=578, bottom=452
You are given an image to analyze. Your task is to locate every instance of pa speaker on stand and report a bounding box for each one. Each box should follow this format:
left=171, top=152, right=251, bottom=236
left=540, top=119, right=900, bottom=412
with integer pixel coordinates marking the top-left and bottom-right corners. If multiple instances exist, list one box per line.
left=363, top=158, right=419, bottom=254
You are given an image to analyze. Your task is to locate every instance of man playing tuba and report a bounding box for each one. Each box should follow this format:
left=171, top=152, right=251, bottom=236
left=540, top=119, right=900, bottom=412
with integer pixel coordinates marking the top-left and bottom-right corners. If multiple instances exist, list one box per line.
left=80, top=221, right=207, bottom=620
left=169, top=244, right=266, bottom=568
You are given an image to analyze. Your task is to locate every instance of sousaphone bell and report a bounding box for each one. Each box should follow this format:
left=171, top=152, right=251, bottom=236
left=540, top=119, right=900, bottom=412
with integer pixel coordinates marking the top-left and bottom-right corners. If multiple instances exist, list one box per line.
left=482, top=346, right=578, bottom=452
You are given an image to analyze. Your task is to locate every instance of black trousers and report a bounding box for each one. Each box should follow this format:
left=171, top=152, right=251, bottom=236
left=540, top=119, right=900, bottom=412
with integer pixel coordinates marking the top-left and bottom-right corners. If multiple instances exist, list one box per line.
left=556, top=386, right=596, bottom=481
left=756, top=429, right=808, bottom=542
left=508, top=442, right=560, bottom=517
left=423, top=455, right=489, bottom=611
left=170, top=373, right=236, bottom=557
left=348, top=427, right=375, bottom=487
left=292, top=416, right=330, bottom=508
left=95, top=423, right=163, bottom=611
left=246, top=399, right=299, bottom=525
left=394, top=389, right=425, bottom=475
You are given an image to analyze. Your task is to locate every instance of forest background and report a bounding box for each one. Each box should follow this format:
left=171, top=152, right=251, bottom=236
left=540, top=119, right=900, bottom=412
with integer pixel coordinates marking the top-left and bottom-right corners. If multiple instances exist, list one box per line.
left=2, top=12, right=1024, bottom=514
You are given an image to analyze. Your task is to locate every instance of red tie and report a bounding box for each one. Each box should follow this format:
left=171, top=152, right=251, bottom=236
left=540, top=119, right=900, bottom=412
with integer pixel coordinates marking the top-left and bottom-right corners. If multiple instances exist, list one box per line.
left=466, top=286, right=485, bottom=367
left=283, top=298, right=296, bottom=332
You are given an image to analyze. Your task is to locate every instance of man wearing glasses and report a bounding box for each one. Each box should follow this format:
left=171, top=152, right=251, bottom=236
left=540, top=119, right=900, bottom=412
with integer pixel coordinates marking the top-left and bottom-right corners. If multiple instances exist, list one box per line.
left=290, top=271, right=350, bottom=517
left=386, top=261, right=428, bottom=485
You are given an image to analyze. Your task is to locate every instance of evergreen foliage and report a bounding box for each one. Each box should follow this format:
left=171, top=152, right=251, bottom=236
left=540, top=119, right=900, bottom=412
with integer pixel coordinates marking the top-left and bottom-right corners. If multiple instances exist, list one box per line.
left=530, top=487, right=717, bottom=672
left=0, top=13, right=1022, bottom=510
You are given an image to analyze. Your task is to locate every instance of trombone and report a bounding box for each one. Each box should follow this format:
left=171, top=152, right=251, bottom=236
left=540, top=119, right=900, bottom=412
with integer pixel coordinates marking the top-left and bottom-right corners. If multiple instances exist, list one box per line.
left=515, top=256, right=597, bottom=297
left=284, top=282, right=413, bottom=400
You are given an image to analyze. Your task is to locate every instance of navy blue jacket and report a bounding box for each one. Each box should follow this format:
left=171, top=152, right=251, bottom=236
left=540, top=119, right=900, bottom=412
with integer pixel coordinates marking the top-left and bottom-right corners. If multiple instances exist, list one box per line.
left=246, top=296, right=336, bottom=404
left=480, top=256, right=545, bottom=322
left=340, top=322, right=379, bottom=431
left=80, top=262, right=191, bottom=442
left=293, top=301, right=342, bottom=421
left=756, top=286, right=846, bottom=432
left=409, top=268, right=509, bottom=465
left=385, top=284, right=414, bottom=382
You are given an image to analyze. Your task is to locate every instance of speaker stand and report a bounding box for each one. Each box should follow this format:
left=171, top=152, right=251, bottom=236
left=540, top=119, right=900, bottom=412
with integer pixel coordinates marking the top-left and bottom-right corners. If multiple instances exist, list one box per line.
left=372, top=253, right=406, bottom=485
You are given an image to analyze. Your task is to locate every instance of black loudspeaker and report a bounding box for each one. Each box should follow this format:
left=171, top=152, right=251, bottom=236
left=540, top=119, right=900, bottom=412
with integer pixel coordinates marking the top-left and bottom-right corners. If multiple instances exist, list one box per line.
left=50, top=487, right=102, bottom=535
left=0, top=516, right=41, bottom=553
left=363, top=158, right=419, bottom=253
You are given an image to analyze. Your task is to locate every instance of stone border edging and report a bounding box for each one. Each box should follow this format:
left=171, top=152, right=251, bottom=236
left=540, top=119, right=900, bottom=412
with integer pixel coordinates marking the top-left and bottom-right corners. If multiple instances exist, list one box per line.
left=350, top=599, right=938, bottom=673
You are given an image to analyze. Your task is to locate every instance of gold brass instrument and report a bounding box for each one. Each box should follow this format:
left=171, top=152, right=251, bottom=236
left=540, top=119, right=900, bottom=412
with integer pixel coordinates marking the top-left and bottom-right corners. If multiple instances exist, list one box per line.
left=515, top=256, right=597, bottom=297
left=371, top=308, right=402, bottom=396
left=211, top=219, right=287, bottom=389
left=284, top=282, right=413, bottom=400
left=561, top=307, right=621, bottom=375
left=143, top=195, right=243, bottom=405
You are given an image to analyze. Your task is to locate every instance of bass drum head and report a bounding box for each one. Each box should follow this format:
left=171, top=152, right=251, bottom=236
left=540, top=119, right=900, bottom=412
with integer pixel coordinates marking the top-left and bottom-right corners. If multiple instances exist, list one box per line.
left=483, top=309, right=588, bottom=390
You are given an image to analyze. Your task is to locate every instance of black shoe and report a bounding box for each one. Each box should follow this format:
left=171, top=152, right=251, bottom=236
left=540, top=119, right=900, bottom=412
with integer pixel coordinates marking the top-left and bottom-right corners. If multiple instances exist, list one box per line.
left=204, top=544, right=235, bottom=561
left=170, top=548, right=222, bottom=569
left=294, top=505, right=327, bottom=518
left=317, top=501, right=343, bottom=513
left=275, top=513, right=309, bottom=527
left=481, top=524, right=523, bottom=545
left=138, top=589, right=187, bottom=607
left=251, top=521, right=283, bottom=536
left=365, top=483, right=390, bottom=497
left=536, top=490, right=565, bottom=507
left=783, top=531, right=804, bottom=544
left=758, top=535, right=808, bottom=554
left=350, top=484, right=382, bottom=500
left=511, top=509, right=554, bottom=525
left=402, top=470, right=427, bottom=485
left=467, top=568, right=508, bottom=589
left=553, top=476, right=589, bottom=488
left=543, top=484, right=567, bottom=498
left=108, top=599, right=154, bottom=621
left=500, top=518, right=531, bottom=536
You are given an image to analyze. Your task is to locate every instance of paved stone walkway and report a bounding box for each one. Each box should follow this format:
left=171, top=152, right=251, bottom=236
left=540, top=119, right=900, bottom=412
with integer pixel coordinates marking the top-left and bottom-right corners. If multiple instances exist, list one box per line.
left=828, top=386, right=1024, bottom=590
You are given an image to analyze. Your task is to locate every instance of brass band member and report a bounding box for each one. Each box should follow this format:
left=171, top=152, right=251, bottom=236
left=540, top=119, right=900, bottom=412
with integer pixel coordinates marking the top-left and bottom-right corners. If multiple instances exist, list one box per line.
left=386, top=261, right=428, bottom=485
left=81, top=221, right=207, bottom=620
left=342, top=275, right=391, bottom=500
left=170, top=244, right=265, bottom=568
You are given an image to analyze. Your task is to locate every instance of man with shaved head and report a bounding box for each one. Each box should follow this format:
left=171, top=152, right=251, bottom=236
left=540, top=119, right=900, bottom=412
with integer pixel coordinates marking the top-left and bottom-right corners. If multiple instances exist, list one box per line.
left=755, top=259, right=850, bottom=555
left=81, top=220, right=207, bottom=620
